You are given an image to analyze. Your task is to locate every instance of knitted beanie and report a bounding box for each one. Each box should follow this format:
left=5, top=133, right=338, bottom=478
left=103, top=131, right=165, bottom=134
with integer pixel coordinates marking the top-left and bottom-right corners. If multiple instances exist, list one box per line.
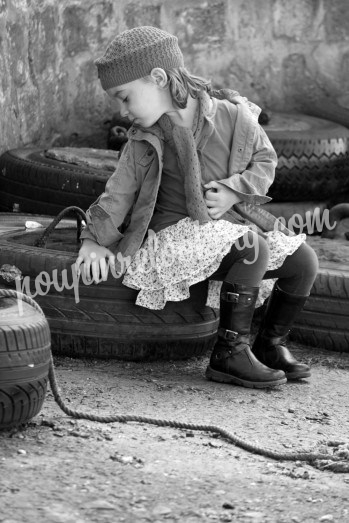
left=95, top=26, right=185, bottom=90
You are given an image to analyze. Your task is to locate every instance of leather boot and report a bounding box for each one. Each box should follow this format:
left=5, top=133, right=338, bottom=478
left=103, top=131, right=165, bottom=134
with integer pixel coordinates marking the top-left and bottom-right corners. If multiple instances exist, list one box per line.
left=205, top=282, right=287, bottom=389
left=252, top=284, right=311, bottom=379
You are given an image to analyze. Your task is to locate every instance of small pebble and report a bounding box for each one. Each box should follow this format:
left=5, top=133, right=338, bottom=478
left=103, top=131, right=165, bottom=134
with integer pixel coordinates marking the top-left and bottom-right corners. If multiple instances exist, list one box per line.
left=319, top=516, right=334, bottom=522
left=209, top=441, right=222, bottom=448
left=120, top=456, right=134, bottom=464
left=17, top=449, right=26, bottom=455
left=152, top=505, right=172, bottom=516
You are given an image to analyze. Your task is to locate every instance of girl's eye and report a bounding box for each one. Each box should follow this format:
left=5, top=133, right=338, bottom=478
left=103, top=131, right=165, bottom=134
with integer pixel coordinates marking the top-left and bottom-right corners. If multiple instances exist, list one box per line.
left=123, top=97, right=128, bottom=103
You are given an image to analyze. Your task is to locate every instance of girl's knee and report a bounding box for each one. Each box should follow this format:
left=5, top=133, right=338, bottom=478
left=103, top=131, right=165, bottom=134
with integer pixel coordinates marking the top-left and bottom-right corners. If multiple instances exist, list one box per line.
left=299, top=243, right=319, bottom=277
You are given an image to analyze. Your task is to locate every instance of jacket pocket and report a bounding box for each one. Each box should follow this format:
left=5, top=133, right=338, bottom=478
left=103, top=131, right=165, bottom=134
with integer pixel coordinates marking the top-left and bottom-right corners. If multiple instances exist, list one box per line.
left=136, top=145, right=155, bottom=167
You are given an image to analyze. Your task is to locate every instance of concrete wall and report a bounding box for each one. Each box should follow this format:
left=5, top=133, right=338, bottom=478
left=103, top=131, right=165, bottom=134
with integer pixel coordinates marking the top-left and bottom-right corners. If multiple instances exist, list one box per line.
left=1, top=0, right=349, bottom=155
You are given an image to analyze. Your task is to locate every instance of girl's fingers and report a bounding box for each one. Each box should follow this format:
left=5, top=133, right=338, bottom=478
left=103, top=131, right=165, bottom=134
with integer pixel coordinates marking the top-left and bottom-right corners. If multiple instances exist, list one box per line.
left=205, top=193, right=218, bottom=203
left=83, top=259, right=92, bottom=281
left=75, top=256, right=83, bottom=271
left=99, top=258, right=108, bottom=281
left=108, top=254, right=116, bottom=271
left=205, top=188, right=218, bottom=198
left=208, top=208, right=221, bottom=219
left=204, top=181, right=219, bottom=190
left=76, top=250, right=115, bottom=282
left=205, top=199, right=217, bottom=208
left=91, top=260, right=101, bottom=282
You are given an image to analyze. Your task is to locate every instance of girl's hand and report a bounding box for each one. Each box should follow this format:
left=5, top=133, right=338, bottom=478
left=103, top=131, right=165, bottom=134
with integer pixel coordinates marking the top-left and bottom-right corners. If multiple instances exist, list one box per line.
left=75, top=239, right=116, bottom=283
left=204, top=181, right=242, bottom=219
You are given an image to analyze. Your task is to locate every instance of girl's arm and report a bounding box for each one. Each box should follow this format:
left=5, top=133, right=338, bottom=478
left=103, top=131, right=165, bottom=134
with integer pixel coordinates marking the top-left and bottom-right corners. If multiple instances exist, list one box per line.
left=204, top=115, right=277, bottom=218
left=80, top=144, right=138, bottom=246
left=76, top=144, right=138, bottom=280
left=219, top=119, right=278, bottom=204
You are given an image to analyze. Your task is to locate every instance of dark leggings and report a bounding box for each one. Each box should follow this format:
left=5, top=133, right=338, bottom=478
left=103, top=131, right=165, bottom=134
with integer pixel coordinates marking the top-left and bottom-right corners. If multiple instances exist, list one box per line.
left=211, top=231, right=319, bottom=296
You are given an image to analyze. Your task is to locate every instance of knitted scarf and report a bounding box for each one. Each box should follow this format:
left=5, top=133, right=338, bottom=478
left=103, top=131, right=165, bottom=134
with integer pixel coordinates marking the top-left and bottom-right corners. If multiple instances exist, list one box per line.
left=157, top=89, right=245, bottom=225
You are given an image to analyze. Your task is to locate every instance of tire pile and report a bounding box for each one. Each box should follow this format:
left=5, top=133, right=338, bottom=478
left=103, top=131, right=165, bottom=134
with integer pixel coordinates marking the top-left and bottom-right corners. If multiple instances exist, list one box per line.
left=1, top=111, right=349, bottom=357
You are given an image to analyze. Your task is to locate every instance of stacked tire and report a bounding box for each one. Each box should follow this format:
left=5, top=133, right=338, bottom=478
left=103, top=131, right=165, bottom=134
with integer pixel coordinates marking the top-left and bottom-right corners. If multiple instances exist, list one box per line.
left=0, top=148, right=114, bottom=215
left=263, top=112, right=349, bottom=203
left=0, top=289, right=51, bottom=429
left=1, top=111, right=349, bottom=357
left=291, top=259, right=349, bottom=352
left=0, top=216, right=218, bottom=361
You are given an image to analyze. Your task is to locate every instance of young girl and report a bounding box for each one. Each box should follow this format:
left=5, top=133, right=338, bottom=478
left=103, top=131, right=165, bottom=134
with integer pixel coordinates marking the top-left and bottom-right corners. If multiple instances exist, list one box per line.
left=75, top=26, right=319, bottom=389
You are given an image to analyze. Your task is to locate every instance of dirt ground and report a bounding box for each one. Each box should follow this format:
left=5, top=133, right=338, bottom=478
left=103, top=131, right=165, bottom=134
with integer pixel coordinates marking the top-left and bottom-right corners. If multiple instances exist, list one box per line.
left=1, top=341, right=349, bottom=523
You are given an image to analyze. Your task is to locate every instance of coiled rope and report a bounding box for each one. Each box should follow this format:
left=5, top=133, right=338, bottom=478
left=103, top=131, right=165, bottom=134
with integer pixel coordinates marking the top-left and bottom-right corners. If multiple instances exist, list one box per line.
left=47, top=355, right=348, bottom=470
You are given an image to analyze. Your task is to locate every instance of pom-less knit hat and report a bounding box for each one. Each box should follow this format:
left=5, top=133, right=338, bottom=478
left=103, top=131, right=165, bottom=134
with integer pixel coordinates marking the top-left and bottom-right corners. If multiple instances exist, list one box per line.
left=95, top=26, right=185, bottom=90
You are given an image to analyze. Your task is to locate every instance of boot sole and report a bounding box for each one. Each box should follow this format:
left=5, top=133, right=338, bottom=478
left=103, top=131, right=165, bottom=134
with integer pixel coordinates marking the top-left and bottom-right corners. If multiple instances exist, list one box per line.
left=205, top=366, right=287, bottom=389
left=285, top=370, right=311, bottom=380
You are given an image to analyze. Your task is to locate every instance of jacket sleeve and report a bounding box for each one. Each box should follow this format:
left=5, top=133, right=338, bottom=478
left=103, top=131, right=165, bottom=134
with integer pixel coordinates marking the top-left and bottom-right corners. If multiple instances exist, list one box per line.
left=218, top=112, right=278, bottom=205
left=80, top=142, right=139, bottom=247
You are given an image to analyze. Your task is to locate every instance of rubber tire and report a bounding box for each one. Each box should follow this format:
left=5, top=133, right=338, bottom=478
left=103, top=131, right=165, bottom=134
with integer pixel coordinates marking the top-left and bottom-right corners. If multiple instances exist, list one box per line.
left=301, top=98, right=349, bottom=130
left=0, top=289, right=51, bottom=429
left=290, top=259, right=349, bottom=353
left=263, top=113, right=349, bottom=202
left=0, top=213, right=77, bottom=234
left=0, top=227, right=218, bottom=361
left=0, top=148, right=111, bottom=214
left=108, top=126, right=129, bottom=151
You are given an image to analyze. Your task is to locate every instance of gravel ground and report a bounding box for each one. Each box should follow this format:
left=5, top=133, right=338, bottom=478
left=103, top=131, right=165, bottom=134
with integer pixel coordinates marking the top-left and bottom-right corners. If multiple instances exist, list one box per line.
left=1, top=342, right=349, bottom=523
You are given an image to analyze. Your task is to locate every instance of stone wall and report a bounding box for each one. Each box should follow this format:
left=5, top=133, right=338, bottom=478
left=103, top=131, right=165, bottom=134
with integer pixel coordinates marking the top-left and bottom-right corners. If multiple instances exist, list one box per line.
left=1, top=0, right=348, bottom=155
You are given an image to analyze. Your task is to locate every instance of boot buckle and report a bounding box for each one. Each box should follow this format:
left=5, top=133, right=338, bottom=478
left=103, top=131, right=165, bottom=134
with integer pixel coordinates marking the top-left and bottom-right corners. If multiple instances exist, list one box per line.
left=221, top=291, right=239, bottom=303
left=218, top=327, right=238, bottom=341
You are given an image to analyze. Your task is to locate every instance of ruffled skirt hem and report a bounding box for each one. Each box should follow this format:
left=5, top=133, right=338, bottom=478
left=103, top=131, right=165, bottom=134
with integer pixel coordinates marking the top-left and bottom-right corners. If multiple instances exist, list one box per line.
left=122, top=217, right=306, bottom=310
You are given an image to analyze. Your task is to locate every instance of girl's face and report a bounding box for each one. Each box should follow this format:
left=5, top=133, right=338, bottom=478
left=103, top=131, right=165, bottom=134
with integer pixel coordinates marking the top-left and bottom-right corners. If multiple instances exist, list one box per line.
left=107, top=76, right=172, bottom=128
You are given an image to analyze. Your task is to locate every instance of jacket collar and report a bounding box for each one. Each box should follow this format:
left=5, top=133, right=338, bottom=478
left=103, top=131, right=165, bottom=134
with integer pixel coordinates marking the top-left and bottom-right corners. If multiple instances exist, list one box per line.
left=128, top=90, right=215, bottom=142
left=127, top=88, right=261, bottom=146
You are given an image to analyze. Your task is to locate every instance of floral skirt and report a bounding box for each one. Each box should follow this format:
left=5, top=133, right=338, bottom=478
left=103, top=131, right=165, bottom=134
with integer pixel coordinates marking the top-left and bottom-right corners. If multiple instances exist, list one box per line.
left=122, top=217, right=306, bottom=310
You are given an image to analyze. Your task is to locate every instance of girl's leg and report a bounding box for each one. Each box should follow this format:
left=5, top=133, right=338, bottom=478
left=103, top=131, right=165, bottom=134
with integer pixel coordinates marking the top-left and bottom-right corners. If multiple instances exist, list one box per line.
left=263, top=241, right=319, bottom=295
left=206, top=232, right=287, bottom=389
left=252, top=242, right=319, bottom=380
left=210, top=230, right=269, bottom=287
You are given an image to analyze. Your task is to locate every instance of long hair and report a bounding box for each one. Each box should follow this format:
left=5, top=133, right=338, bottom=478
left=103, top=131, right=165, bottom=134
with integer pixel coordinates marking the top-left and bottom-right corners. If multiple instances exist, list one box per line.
left=164, top=67, right=212, bottom=109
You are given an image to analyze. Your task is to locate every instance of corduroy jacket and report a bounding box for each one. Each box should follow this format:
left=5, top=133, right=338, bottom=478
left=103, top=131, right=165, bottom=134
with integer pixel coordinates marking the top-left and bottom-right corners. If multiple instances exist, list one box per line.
left=80, top=95, right=289, bottom=265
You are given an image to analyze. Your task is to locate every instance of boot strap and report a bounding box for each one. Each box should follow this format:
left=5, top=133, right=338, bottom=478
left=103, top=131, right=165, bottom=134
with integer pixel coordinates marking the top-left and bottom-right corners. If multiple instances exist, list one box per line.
left=221, top=291, right=239, bottom=303
left=218, top=328, right=250, bottom=344
left=218, top=327, right=238, bottom=340
left=221, top=292, right=255, bottom=305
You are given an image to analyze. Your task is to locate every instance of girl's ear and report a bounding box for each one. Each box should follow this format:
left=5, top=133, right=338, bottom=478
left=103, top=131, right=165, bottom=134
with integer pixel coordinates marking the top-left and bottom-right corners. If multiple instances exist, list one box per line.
left=150, top=68, right=168, bottom=87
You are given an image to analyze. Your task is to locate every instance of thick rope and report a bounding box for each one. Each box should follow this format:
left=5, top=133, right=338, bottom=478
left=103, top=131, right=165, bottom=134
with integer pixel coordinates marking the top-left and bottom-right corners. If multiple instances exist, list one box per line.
left=48, top=356, right=349, bottom=469
left=0, top=288, right=45, bottom=315
left=33, top=206, right=87, bottom=248
left=2, top=286, right=349, bottom=471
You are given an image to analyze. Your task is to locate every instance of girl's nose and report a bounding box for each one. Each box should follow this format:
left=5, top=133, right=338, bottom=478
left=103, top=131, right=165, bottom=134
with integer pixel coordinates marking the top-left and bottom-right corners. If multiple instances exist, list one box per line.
left=119, top=103, right=128, bottom=118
